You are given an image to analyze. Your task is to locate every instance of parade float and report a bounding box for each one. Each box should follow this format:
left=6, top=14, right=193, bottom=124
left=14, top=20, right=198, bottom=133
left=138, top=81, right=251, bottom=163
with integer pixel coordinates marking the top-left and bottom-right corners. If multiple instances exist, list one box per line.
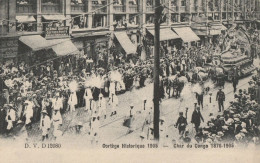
left=217, top=24, right=256, bottom=81
left=220, top=50, right=255, bottom=81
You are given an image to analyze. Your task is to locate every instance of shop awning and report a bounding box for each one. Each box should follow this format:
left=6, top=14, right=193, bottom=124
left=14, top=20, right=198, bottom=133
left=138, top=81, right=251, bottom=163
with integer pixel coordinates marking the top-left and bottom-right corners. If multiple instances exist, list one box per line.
left=172, top=27, right=200, bottom=42
left=114, top=32, right=137, bottom=54
left=42, top=15, right=66, bottom=20
left=192, top=29, right=207, bottom=36
left=49, top=39, right=79, bottom=56
left=148, top=28, right=180, bottom=41
left=16, top=16, right=36, bottom=23
left=209, top=29, right=221, bottom=35
left=221, top=25, right=227, bottom=31
left=19, top=35, right=49, bottom=51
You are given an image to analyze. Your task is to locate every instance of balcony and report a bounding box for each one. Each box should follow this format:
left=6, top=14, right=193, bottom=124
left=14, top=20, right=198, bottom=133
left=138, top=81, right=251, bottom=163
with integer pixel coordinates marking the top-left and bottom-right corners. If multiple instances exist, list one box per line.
left=16, top=4, right=36, bottom=14
left=92, top=4, right=107, bottom=14
left=42, top=3, right=61, bottom=13
left=71, top=4, right=86, bottom=13
left=113, top=5, right=126, bottom=13
left=146, top=6, right=154, bottom=13
left=129, top=5, right=138, bottom=13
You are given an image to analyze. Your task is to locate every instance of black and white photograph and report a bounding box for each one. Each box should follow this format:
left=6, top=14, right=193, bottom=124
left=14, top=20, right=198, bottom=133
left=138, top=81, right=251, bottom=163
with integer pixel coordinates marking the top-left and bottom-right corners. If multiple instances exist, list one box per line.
left=0, top=0, right=260, bottom=162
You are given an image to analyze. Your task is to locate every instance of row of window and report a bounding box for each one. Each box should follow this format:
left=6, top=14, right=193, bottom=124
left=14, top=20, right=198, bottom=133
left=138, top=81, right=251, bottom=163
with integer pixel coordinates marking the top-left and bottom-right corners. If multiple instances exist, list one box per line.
left=15, top=12, right=246, bottom=33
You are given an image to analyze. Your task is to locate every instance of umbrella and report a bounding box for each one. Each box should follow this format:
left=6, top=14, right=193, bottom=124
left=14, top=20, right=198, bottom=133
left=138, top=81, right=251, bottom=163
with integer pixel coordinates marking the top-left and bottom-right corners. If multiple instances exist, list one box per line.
left=178, top=76, right=188, bottom=83
left=68, top=80, right=79, bottom=92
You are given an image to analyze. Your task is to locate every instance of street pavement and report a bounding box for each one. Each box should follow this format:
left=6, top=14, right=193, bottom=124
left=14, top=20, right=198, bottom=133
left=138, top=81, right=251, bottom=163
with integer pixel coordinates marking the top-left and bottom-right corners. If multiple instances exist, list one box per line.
left=2, top=59, right=259, bottom=148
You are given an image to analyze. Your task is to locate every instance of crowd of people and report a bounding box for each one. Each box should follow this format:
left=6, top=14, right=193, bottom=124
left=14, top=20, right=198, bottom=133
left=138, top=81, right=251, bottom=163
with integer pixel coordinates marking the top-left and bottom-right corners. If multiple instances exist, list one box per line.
left=0, top=23, right=259, bottom=147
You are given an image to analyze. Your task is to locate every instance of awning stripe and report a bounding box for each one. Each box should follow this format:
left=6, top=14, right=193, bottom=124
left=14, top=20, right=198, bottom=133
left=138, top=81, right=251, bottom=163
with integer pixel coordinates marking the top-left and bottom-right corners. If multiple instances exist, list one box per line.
left=19, top=35, right=50, bottom=51
left=172, top=27, right=200, bottom=42
left=148, top=28, right=180, bottom=41
left=50, top=39, right=79, bottom=56
left=16, top=16, right=36, bottom=23
left=114, top=32, right=137, bottom=54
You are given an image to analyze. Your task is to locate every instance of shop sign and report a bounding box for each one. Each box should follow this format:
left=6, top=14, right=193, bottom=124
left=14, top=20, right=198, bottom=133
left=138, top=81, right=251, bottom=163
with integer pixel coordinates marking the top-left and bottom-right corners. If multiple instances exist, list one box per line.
left=44, top=26, right=69, bottom=39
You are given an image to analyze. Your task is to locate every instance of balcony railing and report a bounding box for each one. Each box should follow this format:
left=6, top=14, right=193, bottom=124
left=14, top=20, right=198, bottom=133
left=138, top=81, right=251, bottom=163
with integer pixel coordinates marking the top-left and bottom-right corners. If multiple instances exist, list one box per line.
left=16, top=4, right=36, bottom=13
left=129, top=5, right=138, bottom=13
left=42, top=3, right=61, bottom=13
left=92, top=4, right=107, bottom=14
left=113, top=5, right=126, bottom=13
left=146, top=6, right=154, bottom=13
left=71, top=4, right=86, bottom=13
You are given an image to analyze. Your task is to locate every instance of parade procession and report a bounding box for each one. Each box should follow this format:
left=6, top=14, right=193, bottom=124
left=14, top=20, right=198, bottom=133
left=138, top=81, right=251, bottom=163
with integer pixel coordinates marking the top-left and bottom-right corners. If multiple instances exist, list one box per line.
left=0, top=0, right=260, bottom=149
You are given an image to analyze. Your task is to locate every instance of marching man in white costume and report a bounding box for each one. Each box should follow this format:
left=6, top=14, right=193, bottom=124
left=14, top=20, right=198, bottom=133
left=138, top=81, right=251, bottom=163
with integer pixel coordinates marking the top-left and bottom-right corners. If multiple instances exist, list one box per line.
left=40, top=110, right=51, bottom=141
left=52, top=93, right=63, bottom=112
left=68, top=91, right=77, bottom=113
left=84, top=86, right=93, bottom=112
left=52, top=108, right=63, bottom=140
left=23, top=99, right=34, bottom=128
left=98, top=93, right=107, bottom=119
left=5, top=104, right=16, bottom=133
left=90, top=116, right=100, bottom=144
left=109, top=81, right=116, bottom=96
left=109, top=92, right=118, bottom=117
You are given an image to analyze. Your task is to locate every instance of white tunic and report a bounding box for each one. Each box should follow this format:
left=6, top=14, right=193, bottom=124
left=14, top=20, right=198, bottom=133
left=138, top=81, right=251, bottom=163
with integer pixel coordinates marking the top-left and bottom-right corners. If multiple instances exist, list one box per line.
left=6, top=109, right=16, bottom=130
left=40, top=115, right=51, bottom=135
left=24, top=101, right=34, bottom=125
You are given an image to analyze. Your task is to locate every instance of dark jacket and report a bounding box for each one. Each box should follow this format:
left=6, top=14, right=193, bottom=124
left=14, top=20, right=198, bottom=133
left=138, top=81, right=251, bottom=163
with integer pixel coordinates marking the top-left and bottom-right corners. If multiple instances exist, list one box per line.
left=176, top=116, right=187, bottom=130
left=191, top=110, right=204, bottom=125
left=216, top=90, right=225, bottom=101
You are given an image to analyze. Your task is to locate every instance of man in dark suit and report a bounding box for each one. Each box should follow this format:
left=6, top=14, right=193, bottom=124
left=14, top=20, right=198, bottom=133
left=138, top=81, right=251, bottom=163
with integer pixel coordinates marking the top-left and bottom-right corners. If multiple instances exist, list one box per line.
left=232, top=75, right=239, bottom=93
left=191, top=107, right=204, bottom=133
left=216, top=88, right=225, bottom=112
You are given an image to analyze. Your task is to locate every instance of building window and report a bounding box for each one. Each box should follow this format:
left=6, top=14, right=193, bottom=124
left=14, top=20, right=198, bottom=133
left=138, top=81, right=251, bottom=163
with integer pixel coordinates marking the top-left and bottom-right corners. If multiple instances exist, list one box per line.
left=146, top=14, right=154, bottom=24
left=17, top=0, right=30, bottom=4
left=146, top=0, right=153, bottom=6
left=71, top=0, right=85, bottom=4
left=181, top=0, right=186, bottom=6
left=71, top=15, right=87, bottom=29
left=16, top=22, right=37, bottom=32
left=129, top=0, right=137, bottom=5
left=42, top=0, right=60, bottom=4
left=171, top=14, right=178, bottom=23
left=214, top=13, right=219, bottom=20
left=180, top=13, right=188, bottom=22
left=16, top=0, right=37, bottom=13
left=129, top=14, right=138, bottom=25
left=171, top=0, right=177, bottom=6
left=93, top=15, right=107, bottom=28
left=208, top=13, right=213, bottom=21
left=222, top=13, right=226, bottom=19
left=114, top=0, right=123, bottom=5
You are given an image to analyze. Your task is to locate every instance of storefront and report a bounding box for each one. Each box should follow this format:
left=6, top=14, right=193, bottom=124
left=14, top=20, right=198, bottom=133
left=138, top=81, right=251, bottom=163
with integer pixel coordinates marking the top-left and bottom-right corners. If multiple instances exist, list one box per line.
left=71, top=31, right=110, bottom=69
left=18, top=35, right=79, bottom=65
left=146, top=27, right=181, bottom=57
left=191, top=23, right=222, bottom=46
left=0, top=36, right=19, bottom=64
left=172, top=27, right=200, bottom=47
